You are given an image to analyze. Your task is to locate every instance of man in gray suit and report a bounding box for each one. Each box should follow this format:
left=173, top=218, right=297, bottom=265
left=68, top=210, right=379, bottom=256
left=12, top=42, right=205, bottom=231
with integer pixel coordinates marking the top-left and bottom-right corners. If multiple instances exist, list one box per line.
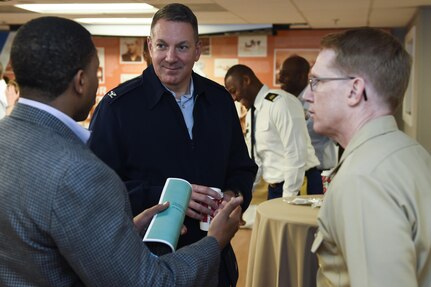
left=0, top=16, right=243, bottom=286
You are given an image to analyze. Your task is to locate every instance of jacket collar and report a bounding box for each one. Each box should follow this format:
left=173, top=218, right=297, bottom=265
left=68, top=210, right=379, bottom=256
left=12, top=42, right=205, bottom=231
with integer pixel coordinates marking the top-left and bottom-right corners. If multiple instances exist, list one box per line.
left=143, top=65, right=208, bottom=110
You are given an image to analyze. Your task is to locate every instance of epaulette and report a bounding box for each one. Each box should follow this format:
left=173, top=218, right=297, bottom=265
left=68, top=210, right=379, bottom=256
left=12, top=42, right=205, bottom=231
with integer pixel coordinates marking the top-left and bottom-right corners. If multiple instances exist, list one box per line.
left=265, top=93, right=279, bottom=102
left=104, top=75, right=143, bottom=103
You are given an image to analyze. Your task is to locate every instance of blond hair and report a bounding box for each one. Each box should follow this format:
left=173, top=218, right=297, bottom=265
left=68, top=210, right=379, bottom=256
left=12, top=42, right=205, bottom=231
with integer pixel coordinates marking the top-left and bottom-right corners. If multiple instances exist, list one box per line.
left=321, top=27, right=411, bottom=111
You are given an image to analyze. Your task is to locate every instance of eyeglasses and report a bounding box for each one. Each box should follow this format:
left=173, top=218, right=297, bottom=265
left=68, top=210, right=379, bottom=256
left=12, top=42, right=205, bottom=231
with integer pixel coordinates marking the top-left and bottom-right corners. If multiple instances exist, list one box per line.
left=308, top=77, right=354, bottom=91
left=308, top=76, right=367, bottom=101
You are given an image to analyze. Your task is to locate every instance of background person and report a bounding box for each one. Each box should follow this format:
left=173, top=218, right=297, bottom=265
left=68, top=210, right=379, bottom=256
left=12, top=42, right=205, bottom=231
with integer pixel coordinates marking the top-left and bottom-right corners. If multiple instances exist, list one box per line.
left=304, top=27, right=431, bottom=286
left=278, top=55, right=310, bottom=97
left=0, top=16, right=243, bottom=287
left=0, top=63, right=7, bottom=119
left=89, top=4, right=257, bottom=286
left=5, top=79, right=20, bottom=115
left=224, top=64, right=319, bottom=199
left=279, top=55, right=337, bottom=194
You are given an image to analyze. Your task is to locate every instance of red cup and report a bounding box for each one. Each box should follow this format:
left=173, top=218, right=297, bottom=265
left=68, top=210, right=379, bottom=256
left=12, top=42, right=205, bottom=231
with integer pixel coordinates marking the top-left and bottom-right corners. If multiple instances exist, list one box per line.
left=321, top=170, right=332, bottom=194
left=200, top=187, right=223, bottom=231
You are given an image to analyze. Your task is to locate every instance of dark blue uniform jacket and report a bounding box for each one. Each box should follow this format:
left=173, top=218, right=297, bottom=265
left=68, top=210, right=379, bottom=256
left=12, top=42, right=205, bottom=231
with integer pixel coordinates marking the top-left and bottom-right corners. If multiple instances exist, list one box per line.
left=89, top=65, right=257, bottom=249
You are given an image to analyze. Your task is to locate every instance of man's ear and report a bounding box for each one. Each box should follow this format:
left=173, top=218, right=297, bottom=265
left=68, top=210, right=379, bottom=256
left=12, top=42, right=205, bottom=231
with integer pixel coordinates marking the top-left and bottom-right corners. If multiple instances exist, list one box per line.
left=73, top=70, right=85, bottom=95
left=348, top=77, right=366, bottom=106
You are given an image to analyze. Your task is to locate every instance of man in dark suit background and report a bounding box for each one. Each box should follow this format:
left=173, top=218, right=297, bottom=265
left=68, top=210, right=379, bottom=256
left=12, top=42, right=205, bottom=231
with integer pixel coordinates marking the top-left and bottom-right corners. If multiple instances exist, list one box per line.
left=0, top=16, right=243, bottom=286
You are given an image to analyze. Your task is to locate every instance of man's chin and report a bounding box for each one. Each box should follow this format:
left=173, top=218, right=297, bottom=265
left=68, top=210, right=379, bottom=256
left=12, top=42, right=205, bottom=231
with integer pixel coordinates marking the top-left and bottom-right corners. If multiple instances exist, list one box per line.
left=312, top=121, right=328, bottom=136
left=311, top=117, right=321, bottom=131
left=158, top=70, right=179, bottom=80
left=75, top=114, right=89, bottom=122
left=240, top=101, right=250, bottom=110
left=159, top=73, right=183, bottom=85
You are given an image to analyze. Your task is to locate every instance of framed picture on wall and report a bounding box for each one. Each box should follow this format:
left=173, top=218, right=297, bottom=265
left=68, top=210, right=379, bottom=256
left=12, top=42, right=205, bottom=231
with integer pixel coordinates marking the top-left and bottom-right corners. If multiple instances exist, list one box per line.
left=214, top=58, right=239, bottom=77
left=273, top=49, right=319, bottom=86
left=119, top=37, right=144, bottom=64
left=238, top=35, right=267, bottom=57
left=200, top=37, right=211, bottom=56
left=96, top=47, right=105, bottom=84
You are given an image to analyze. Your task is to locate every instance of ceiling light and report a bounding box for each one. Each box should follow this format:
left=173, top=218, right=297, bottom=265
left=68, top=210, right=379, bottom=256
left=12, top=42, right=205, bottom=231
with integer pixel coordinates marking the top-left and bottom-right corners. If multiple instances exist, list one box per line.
left=15, top=3, right=157, bottom=15
left=76, top=18, right=153, bottom=25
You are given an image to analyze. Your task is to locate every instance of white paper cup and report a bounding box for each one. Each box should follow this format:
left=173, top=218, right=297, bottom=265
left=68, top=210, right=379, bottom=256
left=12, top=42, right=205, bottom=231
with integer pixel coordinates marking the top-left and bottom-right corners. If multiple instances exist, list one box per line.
left=321, top=170, right=332, bottom=193
left=200, top=187, right=223, bottom=231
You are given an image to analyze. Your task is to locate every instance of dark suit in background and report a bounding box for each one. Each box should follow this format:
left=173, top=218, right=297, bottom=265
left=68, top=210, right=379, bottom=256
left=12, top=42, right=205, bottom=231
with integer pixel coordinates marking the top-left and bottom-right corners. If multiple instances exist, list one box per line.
left=89, top=65, right=257, bottom=287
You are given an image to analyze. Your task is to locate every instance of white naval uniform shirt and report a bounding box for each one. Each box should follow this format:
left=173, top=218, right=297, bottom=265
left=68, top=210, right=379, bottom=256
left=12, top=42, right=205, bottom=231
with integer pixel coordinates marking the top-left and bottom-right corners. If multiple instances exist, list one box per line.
left=245, top=85, right=319, bottom=197
left=0, top=79, right=7, bottom=119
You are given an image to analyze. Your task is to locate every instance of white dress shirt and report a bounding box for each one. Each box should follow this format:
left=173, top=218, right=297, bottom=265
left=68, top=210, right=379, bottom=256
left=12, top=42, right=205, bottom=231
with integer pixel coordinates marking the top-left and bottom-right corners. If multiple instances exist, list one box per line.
left=245, top=85, right=319, bottom=197
left=0, top=79, right=7, bottom=119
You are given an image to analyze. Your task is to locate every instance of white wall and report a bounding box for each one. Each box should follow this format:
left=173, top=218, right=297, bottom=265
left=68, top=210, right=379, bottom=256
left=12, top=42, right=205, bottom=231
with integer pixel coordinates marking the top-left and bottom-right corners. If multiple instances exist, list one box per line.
left=402, top=7, right=431, bottom=153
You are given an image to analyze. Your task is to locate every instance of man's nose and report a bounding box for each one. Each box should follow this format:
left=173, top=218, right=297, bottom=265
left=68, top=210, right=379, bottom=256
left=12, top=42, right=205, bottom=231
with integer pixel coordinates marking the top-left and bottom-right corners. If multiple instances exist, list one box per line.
left=165, top=47, right=177, bottom=62
left=302, top=86, right=313, bottom=102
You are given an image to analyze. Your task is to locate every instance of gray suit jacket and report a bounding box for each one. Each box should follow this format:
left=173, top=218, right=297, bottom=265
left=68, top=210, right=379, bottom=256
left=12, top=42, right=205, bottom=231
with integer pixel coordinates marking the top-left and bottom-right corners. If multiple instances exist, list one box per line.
left=0, top=103, right=220, bottom=286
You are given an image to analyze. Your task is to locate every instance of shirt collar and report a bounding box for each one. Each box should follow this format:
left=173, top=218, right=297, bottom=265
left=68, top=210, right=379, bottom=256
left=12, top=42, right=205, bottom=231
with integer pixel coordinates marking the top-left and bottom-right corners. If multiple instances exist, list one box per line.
left=164, top=77, right=194, bottom=100
left=253, top=85, right=269, bottom=111
left=339, top=115, right=398, bottom=165
left=18, top=98, right=91, bottom=144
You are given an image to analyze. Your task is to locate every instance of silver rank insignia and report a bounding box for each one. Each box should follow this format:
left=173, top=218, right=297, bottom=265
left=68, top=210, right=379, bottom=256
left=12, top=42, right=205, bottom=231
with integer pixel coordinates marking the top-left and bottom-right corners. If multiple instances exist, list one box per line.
left=107, top=91, right=117, bottom=98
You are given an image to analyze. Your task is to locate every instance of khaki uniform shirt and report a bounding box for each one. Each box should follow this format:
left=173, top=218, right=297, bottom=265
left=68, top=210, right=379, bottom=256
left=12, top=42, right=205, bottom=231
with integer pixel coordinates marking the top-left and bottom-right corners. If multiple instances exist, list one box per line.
left=313, top=116, right=431, bottom=287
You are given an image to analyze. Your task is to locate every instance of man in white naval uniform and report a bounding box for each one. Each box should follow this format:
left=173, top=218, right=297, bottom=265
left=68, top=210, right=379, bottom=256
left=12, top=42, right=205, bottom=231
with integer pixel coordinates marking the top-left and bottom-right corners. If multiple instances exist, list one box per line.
left=225, top=64, right=319, bottom=199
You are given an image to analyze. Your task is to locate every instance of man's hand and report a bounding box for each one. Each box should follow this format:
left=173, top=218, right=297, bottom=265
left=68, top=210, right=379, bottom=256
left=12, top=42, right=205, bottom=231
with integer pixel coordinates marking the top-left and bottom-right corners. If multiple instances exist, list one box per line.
left=221, top=189, right=242, bottom=204
left=186, top=184, right=223, bottom=220
left=133, top=202, right=169, bottom=234
left=219, top=190, right=246, bottom=226
left=133, top=202, right=188, bottom=236
left=208, top=197, right=243, bottom=249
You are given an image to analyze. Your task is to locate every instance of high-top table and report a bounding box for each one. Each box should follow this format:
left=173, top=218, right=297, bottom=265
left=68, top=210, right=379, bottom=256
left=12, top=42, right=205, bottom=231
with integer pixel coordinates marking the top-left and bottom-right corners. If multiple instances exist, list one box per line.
left=246, top=195, right=322, bottom=287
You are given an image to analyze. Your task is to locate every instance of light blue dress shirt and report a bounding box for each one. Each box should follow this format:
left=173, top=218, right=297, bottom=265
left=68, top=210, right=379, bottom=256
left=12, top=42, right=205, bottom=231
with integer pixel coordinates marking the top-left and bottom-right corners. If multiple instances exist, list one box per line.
left=165, top=79, right=195, bottom=139
left=18, top=98, right=90, bottom=143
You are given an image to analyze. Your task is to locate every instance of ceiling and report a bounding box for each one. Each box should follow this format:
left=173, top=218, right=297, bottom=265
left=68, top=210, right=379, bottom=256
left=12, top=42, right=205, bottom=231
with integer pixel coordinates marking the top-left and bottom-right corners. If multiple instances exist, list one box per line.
left=1, top=0, right=430, bottom=34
